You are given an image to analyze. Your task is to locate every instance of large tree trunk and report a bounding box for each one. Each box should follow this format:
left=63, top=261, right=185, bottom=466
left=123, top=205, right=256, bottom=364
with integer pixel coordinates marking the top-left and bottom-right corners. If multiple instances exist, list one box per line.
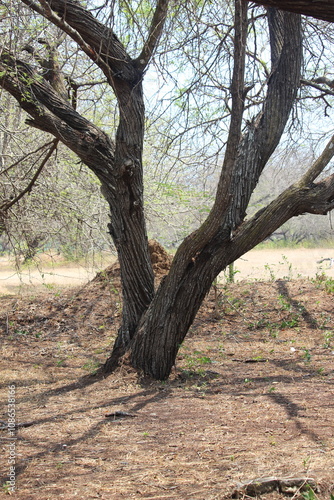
left=128, top=6, right=304, bottom=379
left=1, top=0, right=334, bottom=382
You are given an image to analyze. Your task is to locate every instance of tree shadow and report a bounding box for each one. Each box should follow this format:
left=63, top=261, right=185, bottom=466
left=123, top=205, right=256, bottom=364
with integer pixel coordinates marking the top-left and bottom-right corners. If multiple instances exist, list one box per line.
left=276, top=280, right=318, bottom=329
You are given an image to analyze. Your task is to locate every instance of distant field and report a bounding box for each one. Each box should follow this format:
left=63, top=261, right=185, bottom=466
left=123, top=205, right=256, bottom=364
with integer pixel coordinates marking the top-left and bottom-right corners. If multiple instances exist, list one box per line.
left=0, top=247, right=333, bottom=295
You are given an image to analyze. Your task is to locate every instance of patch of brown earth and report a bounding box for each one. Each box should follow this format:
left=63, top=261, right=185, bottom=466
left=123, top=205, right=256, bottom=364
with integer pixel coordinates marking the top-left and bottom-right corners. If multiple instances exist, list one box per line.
left=0, top=249, right=333, bottom=500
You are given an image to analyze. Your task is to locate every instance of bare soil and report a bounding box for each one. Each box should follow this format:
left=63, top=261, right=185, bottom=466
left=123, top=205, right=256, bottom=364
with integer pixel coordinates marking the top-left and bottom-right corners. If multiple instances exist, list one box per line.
left=0, top=244, right=333, bottom=499
left=0, top=247, right=333, bottom=296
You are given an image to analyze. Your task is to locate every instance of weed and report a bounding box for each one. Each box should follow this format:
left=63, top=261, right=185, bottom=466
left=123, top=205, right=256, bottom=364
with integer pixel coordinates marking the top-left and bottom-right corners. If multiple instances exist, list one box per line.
left=278, top=294, right=292, bottom=311
left=280, top=316, right=299, bottom=329
left=184, top=350, right=212, bottom=371
left=279, top=254, right=294, bottom=280
left=264, top=263, right=276, bottom=281
left=82, top=360, right=100, bottom=374
left=319, top=313, right=331, bottom=330
left=2, top=482, right=13, bottom=494
left=323, top=331, right=334, bottom=349
left=302, top=455, right=311, bottom=470
left=325, top=277, right=334, bottom=294
left=301, top=348, right=311, bottom=362
left=14, top=329, right=28, bottom=335
left=312, top=273, right=334, bottom=294
left=301, top=486, right=321, bottom=500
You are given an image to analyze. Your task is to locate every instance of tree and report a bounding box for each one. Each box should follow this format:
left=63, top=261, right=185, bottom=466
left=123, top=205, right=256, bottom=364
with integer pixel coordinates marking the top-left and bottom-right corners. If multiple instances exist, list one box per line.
left=0, top=0, right=333, bottom=380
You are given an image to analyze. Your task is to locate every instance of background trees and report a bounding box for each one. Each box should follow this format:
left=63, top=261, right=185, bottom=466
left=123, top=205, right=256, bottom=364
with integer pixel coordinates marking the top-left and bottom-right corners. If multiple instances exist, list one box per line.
left=0, top=0, right=333, bottom=379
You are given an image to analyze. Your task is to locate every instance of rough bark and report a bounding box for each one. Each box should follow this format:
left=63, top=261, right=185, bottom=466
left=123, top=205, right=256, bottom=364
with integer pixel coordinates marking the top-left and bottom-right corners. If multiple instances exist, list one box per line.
left=129, top=7, right=304, bottom=379
left=1, top=1, right=334, bottom=382
left=246, top=0, right=334, bottom=23
left=0, top=0, right=158, bottom=351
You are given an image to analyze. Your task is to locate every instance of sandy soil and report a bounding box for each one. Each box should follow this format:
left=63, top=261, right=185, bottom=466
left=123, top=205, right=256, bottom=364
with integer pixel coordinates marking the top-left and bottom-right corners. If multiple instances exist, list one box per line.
left=0, top=248, right=333, bottom=295
left=231, top=248, right=334, bottom=282
left=0, top=245, right=333, bottom=499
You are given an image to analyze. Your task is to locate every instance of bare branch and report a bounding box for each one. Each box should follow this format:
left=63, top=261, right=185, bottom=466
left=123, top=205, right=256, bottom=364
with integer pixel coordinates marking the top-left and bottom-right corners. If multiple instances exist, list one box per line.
left=20, top=0, right=139, bottom=86
left=0, top=48, right=114, bottom=181
left=301, top=78, right=334, bottom=97
left=21, top=0, right=107, bottom=74
left=298, top=134, right=334, bottom=186
left=135, top=0, right=170, bottom=70
left=0, top=140, right=55, bottom=176
left=0, top=139, right=59, bottom=211
left=232, top=172, right=334, bottom=258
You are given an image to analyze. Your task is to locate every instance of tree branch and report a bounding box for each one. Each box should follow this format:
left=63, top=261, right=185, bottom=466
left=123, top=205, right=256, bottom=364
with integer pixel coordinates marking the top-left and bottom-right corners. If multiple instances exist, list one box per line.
left=135, top=0, right=170, bottom=70
left=232, top=171, right=334, bottom=259
left=20, top=0, right=139, bottom=86
left=245, top=0, right=334, bottom=23
left=301, top=78, right=334, bottom=98
left=0, top=48, right=115, bottom=182
left=298, top=134, right=334, bottom=186
left=0, top=140, right=55, bottom=176
left=0, top=139, right=59, bottom=211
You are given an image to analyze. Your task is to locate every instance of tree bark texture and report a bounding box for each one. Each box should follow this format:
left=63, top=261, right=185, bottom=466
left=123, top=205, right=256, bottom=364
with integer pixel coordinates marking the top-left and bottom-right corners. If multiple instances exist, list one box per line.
left=130, top=8, right=304, bottom=379
left=0, top=0, right=155, bottom=352
left=246, top=0, right=334, bottom=23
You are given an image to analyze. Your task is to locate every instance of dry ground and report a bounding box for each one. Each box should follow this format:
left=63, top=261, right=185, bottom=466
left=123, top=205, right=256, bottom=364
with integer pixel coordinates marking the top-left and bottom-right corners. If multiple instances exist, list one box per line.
left=0, top=247, right=334, bottom=499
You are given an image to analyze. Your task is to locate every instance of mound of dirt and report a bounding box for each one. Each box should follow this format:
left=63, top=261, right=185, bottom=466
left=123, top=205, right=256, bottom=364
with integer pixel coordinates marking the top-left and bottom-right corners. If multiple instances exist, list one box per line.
left=148, top=239, right=173, bottom=275
left=56, top=240, right=173, bottom=328
left=91, top=239, right=172, bottom=288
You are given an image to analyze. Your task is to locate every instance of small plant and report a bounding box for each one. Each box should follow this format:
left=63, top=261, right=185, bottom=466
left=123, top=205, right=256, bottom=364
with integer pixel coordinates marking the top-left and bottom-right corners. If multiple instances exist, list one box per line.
left=323, top=331, right=334, bottom=349
left=301, top=486, right=317, bottom=500
left=14, top=329, right=29, bottom=335
left=324, top=277, right=334, bottom=294
left=278, top=293, right=292, bottom=311
left=301, top=348, right=311, bottom=362
left=2, top=482, right=12, bottom=494
left=302, top=455, right=311, bottom=470
left=264, top=263, right=276, bottom=281
left=280, top=316, right=299, bottom=329
left=279, top=254, right=294, bottom=280
left=184, top=350, right=212, bottom=371
left=313, top=273, right=334, bottom=294
left=82, top=360, right=100, bottom=374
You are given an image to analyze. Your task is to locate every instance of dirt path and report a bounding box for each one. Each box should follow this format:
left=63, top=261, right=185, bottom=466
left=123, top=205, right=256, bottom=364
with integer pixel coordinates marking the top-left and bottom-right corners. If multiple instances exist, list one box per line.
left=0, top=266, right=100, bottom=295
left=0, top=248, right=333, bottom=295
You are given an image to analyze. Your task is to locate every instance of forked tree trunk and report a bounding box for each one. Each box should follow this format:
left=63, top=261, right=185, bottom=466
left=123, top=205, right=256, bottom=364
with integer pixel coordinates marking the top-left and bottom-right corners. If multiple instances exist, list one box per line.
left=1, top=0, right=334, bottom=382
left=112, top=6, right=305, bottom=379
